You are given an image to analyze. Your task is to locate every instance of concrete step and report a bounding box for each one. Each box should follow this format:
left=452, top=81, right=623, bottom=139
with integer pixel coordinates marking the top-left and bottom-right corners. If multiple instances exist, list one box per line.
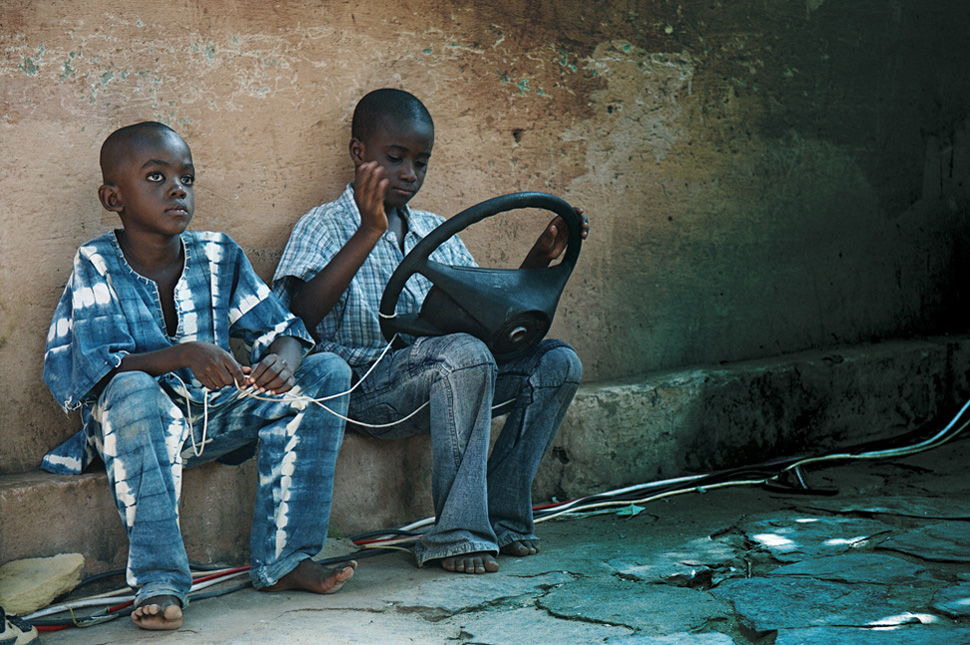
left=2, top=336, right=968, bottom=574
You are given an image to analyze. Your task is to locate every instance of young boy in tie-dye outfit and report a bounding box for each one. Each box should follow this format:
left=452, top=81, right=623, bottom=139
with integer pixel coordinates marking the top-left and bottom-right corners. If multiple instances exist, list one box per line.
left=41, top=121, right=355, bottom=630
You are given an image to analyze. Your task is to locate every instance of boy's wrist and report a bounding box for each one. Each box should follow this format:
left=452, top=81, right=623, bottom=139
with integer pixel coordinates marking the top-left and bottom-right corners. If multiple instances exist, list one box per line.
left=353, top=223, right=385, bottom=244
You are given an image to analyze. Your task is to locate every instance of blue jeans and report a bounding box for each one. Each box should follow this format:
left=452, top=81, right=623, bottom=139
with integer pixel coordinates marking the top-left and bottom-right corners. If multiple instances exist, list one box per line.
left=348, top=334, right=582, bottom=566
left=92, top=352, right=350, bottom=607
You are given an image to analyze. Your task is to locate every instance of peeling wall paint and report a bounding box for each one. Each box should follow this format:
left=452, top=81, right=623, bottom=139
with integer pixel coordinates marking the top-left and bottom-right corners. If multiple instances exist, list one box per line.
left=1, top=0, right=969, bottom=473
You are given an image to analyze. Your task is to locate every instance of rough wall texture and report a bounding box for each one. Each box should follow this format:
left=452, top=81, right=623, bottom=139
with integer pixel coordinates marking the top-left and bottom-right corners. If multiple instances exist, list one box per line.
left=2, top=1, right=969, bottom=474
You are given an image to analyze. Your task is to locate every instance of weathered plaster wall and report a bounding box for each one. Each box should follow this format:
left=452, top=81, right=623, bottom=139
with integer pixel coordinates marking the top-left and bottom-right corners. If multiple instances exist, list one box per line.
left=2, top=1, right=969, bottom=474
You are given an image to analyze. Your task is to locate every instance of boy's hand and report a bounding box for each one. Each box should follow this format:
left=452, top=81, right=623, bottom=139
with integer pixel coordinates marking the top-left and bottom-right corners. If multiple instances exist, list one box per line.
left=243, top=353, right=296, bottom=394
left=182, top=342, right=245, bottom=390
left=354, top=161, right=390, bottom=235
left=521, top=208, right=588, bottom=269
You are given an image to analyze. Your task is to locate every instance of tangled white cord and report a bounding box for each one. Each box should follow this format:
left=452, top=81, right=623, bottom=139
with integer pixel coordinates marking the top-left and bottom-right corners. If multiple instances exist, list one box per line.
left=171, top=335, right=514, bottom=458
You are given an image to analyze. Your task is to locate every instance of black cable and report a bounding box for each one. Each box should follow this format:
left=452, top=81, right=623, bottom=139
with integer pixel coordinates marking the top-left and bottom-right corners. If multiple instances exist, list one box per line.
left=348, top=528, right=423, bottom=541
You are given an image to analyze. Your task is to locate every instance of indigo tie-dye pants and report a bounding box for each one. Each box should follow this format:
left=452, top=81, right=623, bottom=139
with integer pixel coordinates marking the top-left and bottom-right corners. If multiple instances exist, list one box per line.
left=92, top=352, right=350, bottom=607
left=347, top=334, right=582, bottom=566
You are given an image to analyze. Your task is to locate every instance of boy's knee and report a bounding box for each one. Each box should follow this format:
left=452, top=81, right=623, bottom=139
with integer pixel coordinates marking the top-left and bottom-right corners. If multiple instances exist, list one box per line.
left=100, top=371, right=166, bottom=407
left=98, top=372, right=177, bottom=449
left=299, top=351, right=352, bottom=393
left=535, top=342, right=583, bottom=386
left=431, top=333, right=497, bottom=373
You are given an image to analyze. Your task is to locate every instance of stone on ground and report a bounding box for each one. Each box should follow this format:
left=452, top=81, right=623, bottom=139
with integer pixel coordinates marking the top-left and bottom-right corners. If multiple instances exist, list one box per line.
left=0, top=553, right=85, bottom=615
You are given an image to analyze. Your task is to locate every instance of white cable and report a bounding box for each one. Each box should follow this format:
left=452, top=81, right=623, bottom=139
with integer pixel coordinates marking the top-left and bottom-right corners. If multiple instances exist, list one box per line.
left=534, top=473, right=710, bottom=516
left=170, top=374, right=214, bottom=458
left=164, top=334, right=524, bottom=436
left=189, top=570, right=249, bottom=592
left=239, top=386, right=432, bottom=429
left=492, top=398, right=516, bottom=411
left=228, top=336, right=517, bottom=430
left=305, top=333, right=401, bottom=403
left=25, top=596, right=135, bottom=621
left=782, top=398, right=970, bottom=472
left=189, top=387, right=210, bottom=457
left=24, top=570, right=251, bottom=622
left=393, top=398, right=970, bottom=534
left=535, top=479, right=769, bottom=524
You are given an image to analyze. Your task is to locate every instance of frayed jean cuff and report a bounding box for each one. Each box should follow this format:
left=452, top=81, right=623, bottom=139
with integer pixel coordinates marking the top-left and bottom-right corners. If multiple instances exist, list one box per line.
left=134, top=584, right=189, bottom=611
left=413, top=540, right=498, bottom=568
left=495, top=531, right=539, bottom=550
left=250, top=552, right=312, bottom=590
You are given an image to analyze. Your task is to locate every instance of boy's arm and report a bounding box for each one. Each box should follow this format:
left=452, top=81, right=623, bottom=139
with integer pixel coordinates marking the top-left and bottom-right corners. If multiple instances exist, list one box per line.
left=289, top=161, right=389, bottom=334
left=519, top=208, right=589, bottom=269
left=104, top=342, right=245, bottom=391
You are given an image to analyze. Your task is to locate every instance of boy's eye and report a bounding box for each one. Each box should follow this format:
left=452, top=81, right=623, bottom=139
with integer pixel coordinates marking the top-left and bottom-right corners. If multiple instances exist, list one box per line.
left=146, top=172, right=164, bottom=182
left=386, top=155, right=402, bottom=163
left=181, top=175, right=195, bottom=186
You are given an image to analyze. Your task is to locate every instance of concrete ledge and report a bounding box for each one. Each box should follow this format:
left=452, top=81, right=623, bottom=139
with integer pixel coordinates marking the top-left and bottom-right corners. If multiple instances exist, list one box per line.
left=535, top=336, right=970, bottom=499
left=0, top=463, right=259, bottom=571
left=3, top=336, right=968, bottom=572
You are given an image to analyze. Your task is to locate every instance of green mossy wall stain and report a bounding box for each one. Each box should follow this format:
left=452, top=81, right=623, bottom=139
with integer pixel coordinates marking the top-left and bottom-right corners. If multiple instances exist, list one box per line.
left=19, top=57, right=38, bottom=76
left=557, top=45, right=579, bottom=72
left=18, top=45, right=46, bottom=77
left=59, top=52, right=79, bottom=81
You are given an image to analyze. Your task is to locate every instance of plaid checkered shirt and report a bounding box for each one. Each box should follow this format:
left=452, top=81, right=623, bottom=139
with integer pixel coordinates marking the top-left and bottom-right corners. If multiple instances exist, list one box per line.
left=272, top=184, right=477, bottom=372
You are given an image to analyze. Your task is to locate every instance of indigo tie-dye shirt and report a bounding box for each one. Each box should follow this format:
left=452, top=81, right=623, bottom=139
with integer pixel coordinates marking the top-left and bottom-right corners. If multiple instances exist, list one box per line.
left=41, top=230, right=313, bottom=475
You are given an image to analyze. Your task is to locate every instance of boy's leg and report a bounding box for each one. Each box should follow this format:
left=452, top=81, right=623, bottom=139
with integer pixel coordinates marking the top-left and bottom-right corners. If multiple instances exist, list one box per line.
left=350, top=333, right=500, bottom=571
left=252, top=352, right=354, bottom=589
left=488, top=339, right=582, bottom=553
left=183, top=352, right=354, bottom=590
left=95, top=372, right=192, bottom=628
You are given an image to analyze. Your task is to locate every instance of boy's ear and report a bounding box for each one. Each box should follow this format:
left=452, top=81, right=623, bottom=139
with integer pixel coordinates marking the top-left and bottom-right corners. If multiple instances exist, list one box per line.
left=98, top=184, right=123, bottom=213
left=349, top=137, right=365, bottom=167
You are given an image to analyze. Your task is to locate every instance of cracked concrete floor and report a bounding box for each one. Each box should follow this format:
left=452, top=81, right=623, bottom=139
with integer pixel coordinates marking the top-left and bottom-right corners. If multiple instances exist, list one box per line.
left=40, top=436, right=970, bottom=644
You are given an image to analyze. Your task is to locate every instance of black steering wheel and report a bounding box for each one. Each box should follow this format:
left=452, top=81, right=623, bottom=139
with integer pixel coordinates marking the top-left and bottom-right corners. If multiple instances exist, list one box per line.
left=379, top=192, right=583, bottom=361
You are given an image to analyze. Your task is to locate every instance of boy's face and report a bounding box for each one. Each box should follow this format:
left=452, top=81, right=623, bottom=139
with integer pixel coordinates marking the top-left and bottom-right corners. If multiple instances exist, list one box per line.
left=351, top=116, right=434, bottom=211
left=100, top=130, right=195, bottom=237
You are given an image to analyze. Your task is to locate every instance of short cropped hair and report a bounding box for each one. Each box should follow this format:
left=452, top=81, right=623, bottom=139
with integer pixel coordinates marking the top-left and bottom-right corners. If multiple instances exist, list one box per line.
left=351, top=89, right=433, bottom=143
left=100, top=121, right=178, bottom=183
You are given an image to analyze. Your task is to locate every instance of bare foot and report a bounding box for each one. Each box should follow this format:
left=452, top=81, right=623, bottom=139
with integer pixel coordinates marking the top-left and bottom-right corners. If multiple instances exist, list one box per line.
left=439, top=552, right=500, bottom=574
left=500, top=539, right=540, bottom=557
left=132, top=595, right=183, bottom=631
left=259, top=559, right=357, bottom=594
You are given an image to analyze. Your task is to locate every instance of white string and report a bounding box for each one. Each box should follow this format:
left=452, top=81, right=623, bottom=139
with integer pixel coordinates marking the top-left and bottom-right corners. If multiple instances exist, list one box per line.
left=188, top=388, right=210, bottom=457
left=169, top=373, right=211, bottom=458
left=237, top=385, right=431, bottom=429
left=168, top=335, right=520, bottom=444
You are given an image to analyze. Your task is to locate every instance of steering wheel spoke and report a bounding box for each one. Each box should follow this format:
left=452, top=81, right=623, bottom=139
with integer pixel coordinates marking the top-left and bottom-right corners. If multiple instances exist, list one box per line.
left=380, top=192, right=583, bottom=361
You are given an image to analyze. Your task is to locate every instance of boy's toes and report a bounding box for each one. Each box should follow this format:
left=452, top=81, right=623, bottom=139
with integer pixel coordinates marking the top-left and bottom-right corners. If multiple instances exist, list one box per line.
left=132, top=595, right=183, bottom=631
left=439, top=552, right=499, bottom=574
left=500, top=539, right=540, bottom=557
left=259, top=559, right=357, bottom=595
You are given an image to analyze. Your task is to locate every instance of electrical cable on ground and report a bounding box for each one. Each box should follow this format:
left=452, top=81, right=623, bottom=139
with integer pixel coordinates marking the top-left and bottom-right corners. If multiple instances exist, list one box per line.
left=27, top=395, right=970, bottom=631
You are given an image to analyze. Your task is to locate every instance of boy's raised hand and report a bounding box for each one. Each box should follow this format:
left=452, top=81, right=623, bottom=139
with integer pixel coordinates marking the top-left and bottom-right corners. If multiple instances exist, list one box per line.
left=354, top=161, right=390, bottom=235
left=520, top=208, right=589, bottom=269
